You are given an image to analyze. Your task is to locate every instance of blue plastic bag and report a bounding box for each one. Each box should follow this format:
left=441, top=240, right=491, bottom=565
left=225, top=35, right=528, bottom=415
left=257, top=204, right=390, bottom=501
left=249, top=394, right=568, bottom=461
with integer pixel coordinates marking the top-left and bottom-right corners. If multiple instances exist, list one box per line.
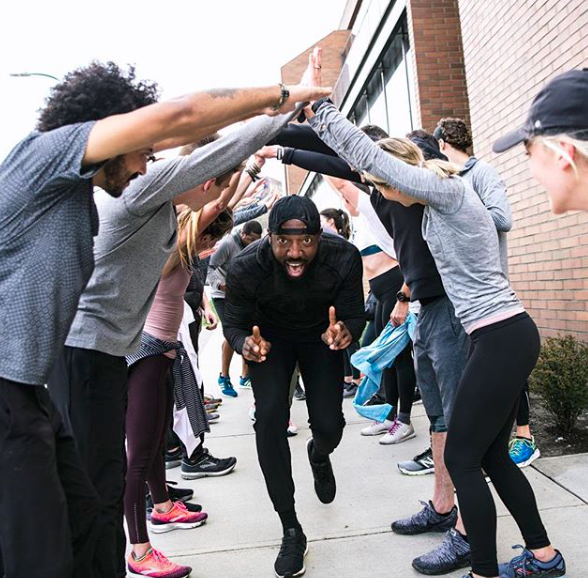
left=351, top=313, right=417, bottom=422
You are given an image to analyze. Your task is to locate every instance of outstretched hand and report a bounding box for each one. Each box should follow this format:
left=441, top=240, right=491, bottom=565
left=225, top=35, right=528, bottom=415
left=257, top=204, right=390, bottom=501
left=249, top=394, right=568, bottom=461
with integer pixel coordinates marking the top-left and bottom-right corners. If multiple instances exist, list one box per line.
left=301, top=47, right=323, bottom=120
left=264, top=46, right=330, bottom=117
left=242, top=325, right=272, bottom=363
left=321, top=306, right=353, bottom=350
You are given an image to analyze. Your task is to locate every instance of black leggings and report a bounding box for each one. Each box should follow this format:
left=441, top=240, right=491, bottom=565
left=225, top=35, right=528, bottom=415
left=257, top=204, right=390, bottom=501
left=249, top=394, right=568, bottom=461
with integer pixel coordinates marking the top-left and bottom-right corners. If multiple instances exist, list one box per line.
left=248, top=338, right=345, bottom=515
left=444, top=313, right=549, bottom=577
left=343, top=341, right=360, bottom=380
left=516, top=381, right=530, bottom=427
left=369, top=268, right=416, bottom=422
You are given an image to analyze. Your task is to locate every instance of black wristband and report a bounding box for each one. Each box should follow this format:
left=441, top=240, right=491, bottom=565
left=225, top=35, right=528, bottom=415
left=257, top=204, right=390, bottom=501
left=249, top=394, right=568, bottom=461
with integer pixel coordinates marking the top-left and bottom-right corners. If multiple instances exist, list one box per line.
left=312, top=97, right=334, bottom=114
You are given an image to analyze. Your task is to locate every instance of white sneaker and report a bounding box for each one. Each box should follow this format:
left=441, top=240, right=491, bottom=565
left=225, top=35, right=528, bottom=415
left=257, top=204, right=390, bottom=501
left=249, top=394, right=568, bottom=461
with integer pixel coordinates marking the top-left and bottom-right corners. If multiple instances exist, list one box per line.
left=287, top=420, right=298, bottom=436
left=248, top=402, right=256, bottom=422
left=379, top=419, right=416, bottom=445
left=360, top=419, right=394, bottom=436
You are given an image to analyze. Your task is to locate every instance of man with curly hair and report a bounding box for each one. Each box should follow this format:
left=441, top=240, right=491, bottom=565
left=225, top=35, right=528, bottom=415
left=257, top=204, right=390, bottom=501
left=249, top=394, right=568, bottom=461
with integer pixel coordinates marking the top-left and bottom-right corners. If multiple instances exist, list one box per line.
left=0, top=60, right=330, bottom=578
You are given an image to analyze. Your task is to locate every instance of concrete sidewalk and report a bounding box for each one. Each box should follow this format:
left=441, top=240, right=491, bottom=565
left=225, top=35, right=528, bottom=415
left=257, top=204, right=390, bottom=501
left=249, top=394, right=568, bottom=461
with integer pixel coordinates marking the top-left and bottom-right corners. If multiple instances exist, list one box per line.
left=156, top=328, right=587, bottom=577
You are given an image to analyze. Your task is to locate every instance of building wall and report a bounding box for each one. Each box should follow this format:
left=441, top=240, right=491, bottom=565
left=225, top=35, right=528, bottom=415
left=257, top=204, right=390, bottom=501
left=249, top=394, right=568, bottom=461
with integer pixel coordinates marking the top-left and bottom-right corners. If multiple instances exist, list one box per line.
left=407, top=0, right=470, bottom=131
left=458, top=0, right=588, bottom=339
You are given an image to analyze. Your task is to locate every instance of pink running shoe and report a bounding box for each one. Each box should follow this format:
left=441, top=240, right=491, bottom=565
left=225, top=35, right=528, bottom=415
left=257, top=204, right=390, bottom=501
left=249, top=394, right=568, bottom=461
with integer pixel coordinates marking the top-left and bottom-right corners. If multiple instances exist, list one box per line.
left=150, top=501, right=208, bottom=534
left=128, top=548, right=192, bottom=578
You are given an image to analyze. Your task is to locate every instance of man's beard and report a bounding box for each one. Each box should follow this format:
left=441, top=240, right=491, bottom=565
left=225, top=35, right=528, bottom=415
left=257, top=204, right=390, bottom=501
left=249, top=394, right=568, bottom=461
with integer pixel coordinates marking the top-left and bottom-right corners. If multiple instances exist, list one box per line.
left=101, top=155, right=139, bottom=198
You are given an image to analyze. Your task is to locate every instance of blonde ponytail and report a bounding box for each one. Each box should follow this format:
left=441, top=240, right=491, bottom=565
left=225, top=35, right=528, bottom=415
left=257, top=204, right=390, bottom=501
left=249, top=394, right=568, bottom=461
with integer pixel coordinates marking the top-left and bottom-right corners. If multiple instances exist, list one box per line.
left=364, top=137, right=459, bottom=186
left=162, top=208, right=201, bottom=276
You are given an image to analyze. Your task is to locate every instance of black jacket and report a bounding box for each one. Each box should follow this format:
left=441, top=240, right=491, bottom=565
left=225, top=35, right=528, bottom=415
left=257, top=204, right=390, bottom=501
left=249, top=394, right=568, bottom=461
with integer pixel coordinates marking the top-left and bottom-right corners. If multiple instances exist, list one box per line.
left=223, top=233, right=365, bottom=353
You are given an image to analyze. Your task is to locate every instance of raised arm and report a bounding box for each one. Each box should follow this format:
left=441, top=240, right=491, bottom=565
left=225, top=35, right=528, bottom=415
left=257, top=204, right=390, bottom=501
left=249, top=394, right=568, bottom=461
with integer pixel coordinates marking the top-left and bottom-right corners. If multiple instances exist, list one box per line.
left=307, top=102, right=464, bottom=212
left=83, top=84, right=332, bottom=165
left=122, top=108, right=301, bottom=215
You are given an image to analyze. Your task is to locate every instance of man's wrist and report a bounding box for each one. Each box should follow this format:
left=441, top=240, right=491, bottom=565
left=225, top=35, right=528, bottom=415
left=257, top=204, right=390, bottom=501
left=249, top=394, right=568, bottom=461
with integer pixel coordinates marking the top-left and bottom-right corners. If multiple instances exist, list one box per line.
left=396, top=290, right=410, bottom=303
left=271, top=83, right=290, bottom=111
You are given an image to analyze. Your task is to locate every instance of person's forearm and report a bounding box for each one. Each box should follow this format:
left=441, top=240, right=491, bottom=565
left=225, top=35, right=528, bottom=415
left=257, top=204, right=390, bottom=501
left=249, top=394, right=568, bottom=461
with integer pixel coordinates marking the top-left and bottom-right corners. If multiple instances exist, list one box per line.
left=343, top=316, right=367, bottom=343
left=234, top=203, right=267, bottom=226
left=151, top=86, right=287, bottom=150
left=269, top=124, right=338, bottom=156
left=282, top=148, right=363, bottom=183
left=223, top=326, right=248, bottom=354
left=202, top=291, right=212, bottom=312
left=228, top=171, right=253, bottom=210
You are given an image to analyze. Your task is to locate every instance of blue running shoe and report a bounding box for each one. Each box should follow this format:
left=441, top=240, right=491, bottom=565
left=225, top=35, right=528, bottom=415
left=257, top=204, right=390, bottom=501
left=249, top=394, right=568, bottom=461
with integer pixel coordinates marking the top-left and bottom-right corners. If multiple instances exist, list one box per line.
left=239, top=375, right=252, bottom=389
left=499, top=545, right=566, bottom=578
left=509, top=436, right=541, bottom=468
left=218, top=374, right=238, bottom=397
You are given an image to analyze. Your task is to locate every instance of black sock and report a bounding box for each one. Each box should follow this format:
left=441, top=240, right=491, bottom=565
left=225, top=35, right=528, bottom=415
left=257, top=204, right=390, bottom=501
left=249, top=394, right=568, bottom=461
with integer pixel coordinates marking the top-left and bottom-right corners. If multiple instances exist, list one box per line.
left=278, top=509, right=301, bottom=532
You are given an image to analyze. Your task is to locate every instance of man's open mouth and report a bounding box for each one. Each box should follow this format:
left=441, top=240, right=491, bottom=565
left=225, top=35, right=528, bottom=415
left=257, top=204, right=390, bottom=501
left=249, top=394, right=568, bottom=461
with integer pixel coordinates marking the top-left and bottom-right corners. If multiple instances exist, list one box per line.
left=285, top=261, right=306, bottom=277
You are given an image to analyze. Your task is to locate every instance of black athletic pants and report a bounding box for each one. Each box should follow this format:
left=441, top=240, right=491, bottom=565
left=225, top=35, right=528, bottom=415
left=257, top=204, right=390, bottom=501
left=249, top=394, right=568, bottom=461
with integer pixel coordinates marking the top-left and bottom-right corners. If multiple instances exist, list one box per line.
left=248, top=338, right=345, bottom=515
left=0, top=378, right=100, bottom=578
left=48, top=347, right=128, bottom=578
left=445, top=313, right=549, bottom=577
left=516, top=381, right=531, bottom=427
left=370, top=268, right=416, bottom=421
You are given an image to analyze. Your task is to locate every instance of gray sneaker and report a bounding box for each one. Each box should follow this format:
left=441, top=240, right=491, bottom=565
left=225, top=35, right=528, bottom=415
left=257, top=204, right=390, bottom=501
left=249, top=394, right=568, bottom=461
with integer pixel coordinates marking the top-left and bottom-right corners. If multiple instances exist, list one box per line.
left=391, top=500, right=458, bottom=535
left=412, top=528, right=471, bottom=575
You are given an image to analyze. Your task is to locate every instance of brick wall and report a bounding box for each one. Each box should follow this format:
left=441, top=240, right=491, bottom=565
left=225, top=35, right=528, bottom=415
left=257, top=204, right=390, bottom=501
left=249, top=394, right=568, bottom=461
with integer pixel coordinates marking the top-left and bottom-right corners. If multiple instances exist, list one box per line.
left=458, top=0, right=588, bottom=340
left=407, top=0, right=471, bottom=131
left=281, top=30, right=352, bottom=194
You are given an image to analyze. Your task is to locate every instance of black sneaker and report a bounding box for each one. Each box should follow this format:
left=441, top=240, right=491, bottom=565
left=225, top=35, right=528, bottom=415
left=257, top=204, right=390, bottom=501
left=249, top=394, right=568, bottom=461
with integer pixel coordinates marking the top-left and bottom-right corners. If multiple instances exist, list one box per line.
left=180, top=448, right=237, bottom=480
left=392, top=500, right=457, bottom=535
left=363, top=392, right=385, bottom=406
left=294, top=382, right=306, bottom=401
left=146, top=499, right=203, bottom=521
left=165, top=445, right=184, bottom=470
left=306, top=438, right=336, bottom=504
left=166, top=480, right=194, bottom=503
left=412, top=528, right=471, bottom=574
left=398, top=446, right=435, bottom=476
left=342, top=384, right=358, bottom=398
left=145, top=481, right=197, bottom=519
left=274, top=528, right=308, bottom=578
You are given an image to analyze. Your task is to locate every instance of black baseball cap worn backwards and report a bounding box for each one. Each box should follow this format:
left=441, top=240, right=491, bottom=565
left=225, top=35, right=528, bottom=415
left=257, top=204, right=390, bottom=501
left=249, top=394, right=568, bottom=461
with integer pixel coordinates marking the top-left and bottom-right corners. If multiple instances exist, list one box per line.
left=269, top=195, right=321, bottom=235
left=493, top=68, right=588, bottom=153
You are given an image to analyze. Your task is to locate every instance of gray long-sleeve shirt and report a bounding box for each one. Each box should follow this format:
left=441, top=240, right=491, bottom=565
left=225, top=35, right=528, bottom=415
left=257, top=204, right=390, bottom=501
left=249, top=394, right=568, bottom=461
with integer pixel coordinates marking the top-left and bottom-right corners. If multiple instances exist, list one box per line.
left=65, top=109, right=298, bottom=357
left=461, top=157, right=512, bottom=276
left=309, top=103, right=522, bottom=334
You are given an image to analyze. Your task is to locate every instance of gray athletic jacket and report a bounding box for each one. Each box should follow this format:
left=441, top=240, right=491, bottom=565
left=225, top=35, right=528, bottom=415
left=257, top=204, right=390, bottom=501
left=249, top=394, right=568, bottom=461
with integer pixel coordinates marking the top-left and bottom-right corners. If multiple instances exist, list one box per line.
left=66, top=109, right=299, bottom=357
left=309, top=103, right=522, bottom=334
left=461, top=156, right=511, bottom=276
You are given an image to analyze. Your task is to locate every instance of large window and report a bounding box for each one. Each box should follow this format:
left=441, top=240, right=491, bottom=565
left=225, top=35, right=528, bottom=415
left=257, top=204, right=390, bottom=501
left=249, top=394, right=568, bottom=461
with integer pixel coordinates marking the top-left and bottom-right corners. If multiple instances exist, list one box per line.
left=350, top=16, right=414, bottom=136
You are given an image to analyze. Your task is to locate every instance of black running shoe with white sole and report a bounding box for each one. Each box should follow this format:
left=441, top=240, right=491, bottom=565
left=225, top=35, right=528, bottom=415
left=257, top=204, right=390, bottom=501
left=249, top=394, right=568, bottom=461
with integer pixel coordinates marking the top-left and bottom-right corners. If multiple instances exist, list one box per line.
left=274, top=528, right=308, bottom=578
left=398, top=446, right=435, bottom=476
left=306, top=438, right=336, bottom=504
left=165, top=445, right=184, bottom=470
left=180, top=448, right=237, bottom=480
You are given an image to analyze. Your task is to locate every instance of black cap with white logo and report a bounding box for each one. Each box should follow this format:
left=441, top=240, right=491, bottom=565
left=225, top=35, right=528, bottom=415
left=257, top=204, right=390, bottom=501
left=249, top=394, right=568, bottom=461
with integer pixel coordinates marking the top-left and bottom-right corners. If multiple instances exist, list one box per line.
left=493, top=69, right=588, bottom=153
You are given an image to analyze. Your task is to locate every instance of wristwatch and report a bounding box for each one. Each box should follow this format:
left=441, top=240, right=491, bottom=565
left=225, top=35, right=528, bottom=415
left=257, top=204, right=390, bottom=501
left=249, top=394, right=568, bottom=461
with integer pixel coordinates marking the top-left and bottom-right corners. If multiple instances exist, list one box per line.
left=272, top=83, right=290, bottom=111
left=396, top=290, right=410, bottom=303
